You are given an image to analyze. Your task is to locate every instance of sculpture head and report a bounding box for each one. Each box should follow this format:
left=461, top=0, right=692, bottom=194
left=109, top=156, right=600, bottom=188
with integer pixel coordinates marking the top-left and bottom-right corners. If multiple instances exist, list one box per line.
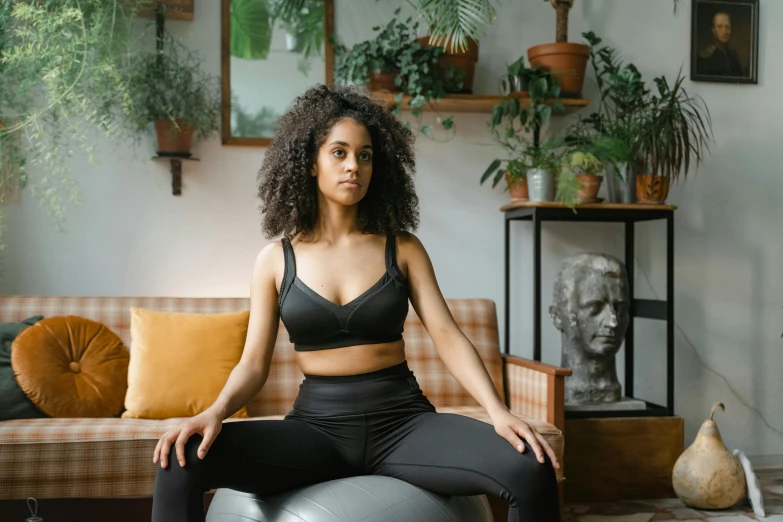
left=549, top=253, right=630, bottom=359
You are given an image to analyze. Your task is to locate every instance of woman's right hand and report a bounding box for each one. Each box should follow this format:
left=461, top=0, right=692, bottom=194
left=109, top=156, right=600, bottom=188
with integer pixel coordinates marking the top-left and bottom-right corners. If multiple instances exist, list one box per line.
left=153, top=409, right=223, bottom=469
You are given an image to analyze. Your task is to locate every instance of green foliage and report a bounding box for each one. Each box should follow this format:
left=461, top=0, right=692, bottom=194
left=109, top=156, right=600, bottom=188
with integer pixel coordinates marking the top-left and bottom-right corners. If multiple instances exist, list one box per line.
left=506, top=55, right=526, bottom=77
left=230, top=96, right=281, bottom=137
left=333, top=9, right=463, bottom=141
left=332, top=12, right=414, bottom=86
left=414, top=0, right=498, bottom=54
left=230, top=0, right=325, bottom=74
left=489, top=67, right=564, bottom=148
left=576, top=31, right=713, bottom=182
left=563, top=151, right=602, bottom=175
left=0, top=0, right=152, bottom=249
left=274, top=0, right=324, bottom=73
left=637, top=71, right=713, bottom=181
left=230, top=0, right=272, bottom=60
left=122, top=35, right=221, bottom=145
left=482, top=65, right=565, bottom=192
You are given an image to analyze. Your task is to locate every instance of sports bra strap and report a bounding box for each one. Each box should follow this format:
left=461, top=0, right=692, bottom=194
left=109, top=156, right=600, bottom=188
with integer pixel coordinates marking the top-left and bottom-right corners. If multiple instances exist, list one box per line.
left=384, top=234, right=396, bottom=272
left=385, top=233, right=408, bottom=286
left=280, top=238, right=297, bottom=304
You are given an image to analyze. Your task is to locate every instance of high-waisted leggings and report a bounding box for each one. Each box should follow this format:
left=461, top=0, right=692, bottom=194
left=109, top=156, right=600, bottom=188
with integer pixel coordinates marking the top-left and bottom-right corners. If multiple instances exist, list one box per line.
left=151, top=361, right=560, bottom=521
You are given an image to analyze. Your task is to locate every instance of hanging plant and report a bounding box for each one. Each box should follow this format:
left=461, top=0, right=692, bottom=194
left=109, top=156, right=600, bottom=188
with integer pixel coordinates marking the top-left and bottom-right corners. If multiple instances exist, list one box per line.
left=122, top=34, right=221, bottom=154
left=0, top=0, right=151, bottom=249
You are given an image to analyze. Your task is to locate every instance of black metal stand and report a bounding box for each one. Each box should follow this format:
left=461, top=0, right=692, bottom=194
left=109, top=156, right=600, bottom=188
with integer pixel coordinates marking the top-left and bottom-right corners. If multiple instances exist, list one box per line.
left=503, top=203, right=676, bottom=419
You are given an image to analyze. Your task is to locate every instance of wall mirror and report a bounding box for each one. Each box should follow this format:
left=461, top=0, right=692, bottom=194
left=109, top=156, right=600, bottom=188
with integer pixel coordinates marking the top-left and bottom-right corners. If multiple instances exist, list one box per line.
left=221, top=0, right=334, bottom=146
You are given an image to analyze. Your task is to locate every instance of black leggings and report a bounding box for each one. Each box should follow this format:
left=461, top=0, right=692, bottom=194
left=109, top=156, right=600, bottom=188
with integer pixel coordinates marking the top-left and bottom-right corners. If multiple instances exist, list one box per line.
left=151, top=361, right=560, bottom=522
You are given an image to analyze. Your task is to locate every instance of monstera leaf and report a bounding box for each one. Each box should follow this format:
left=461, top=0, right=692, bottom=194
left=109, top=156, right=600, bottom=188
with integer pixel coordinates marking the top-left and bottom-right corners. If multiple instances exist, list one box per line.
left=231, top=0, right=272, bottom=60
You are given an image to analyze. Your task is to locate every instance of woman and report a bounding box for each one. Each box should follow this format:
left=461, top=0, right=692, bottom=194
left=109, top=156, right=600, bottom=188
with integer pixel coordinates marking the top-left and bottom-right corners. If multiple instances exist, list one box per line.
left=151, top=84, right=561, bottom=522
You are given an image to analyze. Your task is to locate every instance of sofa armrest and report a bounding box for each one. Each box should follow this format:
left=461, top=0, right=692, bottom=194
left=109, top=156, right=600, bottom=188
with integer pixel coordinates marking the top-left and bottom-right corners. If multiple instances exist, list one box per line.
left=502, top=354, right=572, bottom=433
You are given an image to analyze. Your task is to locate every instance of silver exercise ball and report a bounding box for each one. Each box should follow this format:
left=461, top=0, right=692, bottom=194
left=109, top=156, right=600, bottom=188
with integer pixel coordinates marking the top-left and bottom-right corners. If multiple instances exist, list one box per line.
left=206, top=475, right=494, bottom=522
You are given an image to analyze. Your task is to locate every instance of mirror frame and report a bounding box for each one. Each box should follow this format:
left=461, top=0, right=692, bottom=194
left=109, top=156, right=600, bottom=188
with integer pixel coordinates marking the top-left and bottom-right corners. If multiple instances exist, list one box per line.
left=221, top=0, right=335, bottom=147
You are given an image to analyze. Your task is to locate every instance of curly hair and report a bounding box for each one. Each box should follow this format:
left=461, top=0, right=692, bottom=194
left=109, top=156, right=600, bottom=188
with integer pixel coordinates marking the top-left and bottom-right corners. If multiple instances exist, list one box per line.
left=257, top=84, right=420, bottom=240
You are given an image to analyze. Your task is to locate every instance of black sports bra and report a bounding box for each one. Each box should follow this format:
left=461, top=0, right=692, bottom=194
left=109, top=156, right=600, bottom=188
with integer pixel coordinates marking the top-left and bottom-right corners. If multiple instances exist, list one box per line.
left=278, top=234, right=409, bottom=351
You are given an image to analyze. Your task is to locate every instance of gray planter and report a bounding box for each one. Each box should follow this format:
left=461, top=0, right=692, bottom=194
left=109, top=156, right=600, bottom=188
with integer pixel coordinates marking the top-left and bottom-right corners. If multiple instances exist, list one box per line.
left=527, top=168, right=555, bottom=202
left=605, top=162, right=636, bottom=203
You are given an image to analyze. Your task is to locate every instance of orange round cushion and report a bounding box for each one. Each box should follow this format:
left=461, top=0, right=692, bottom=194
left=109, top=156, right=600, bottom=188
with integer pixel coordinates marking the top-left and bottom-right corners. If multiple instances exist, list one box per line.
left=11, top=316, right=129, bottom=417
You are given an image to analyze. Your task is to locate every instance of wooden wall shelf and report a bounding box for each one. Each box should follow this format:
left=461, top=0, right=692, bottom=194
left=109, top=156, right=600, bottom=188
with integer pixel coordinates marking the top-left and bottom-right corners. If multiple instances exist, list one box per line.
left=370, top=91, right=590, bottom=114
left=137, top=0, right=194, bottom=21
left=152, top=155, right=199, bottom=196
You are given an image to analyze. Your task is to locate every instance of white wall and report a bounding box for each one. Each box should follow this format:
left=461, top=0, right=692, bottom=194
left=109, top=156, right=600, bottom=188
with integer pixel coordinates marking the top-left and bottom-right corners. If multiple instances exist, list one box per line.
left=1, top=0, right=781, bottom=459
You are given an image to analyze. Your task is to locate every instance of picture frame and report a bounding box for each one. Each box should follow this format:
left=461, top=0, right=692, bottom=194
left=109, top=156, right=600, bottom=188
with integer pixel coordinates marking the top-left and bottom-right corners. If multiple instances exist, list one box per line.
left=690, top=0, right=759, bottom=84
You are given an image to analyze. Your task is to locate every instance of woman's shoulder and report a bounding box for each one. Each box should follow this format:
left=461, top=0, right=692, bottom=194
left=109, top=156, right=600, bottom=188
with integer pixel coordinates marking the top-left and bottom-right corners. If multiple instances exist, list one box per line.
left=394, top=231, right=423, bottom=250
left=253, top=240, right=287, bottom=273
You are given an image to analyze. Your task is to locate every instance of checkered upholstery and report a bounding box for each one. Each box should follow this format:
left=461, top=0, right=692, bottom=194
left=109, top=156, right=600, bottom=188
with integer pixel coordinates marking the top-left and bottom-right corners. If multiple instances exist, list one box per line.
left=0, top=296, right=563, bottom=499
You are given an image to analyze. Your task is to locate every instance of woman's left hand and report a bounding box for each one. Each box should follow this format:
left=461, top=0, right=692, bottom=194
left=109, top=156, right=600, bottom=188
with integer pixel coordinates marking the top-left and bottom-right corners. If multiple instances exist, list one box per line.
left=491, top=410, right=560, bottom=470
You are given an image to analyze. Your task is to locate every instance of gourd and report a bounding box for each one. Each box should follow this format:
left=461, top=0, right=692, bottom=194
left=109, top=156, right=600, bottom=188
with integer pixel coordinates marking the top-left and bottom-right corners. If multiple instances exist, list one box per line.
left=672, top=402, right=746, bottom=509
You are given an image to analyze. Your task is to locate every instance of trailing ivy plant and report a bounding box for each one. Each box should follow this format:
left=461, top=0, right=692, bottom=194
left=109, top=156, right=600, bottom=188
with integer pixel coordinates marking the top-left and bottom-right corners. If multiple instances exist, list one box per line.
left=333, top=9, right=463, bottom=141
left=0, top=0, right=151, bottom=249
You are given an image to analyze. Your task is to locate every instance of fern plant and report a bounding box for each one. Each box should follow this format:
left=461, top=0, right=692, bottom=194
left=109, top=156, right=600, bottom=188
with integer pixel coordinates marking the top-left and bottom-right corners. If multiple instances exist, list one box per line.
left=0, top=0, right=151, bottom=249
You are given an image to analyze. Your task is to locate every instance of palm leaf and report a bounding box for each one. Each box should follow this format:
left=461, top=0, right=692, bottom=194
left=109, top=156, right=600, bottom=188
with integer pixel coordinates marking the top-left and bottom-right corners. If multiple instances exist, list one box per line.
left=418, top=0, right=496, bottom=54
left=231, top=0, right=272, bottom=60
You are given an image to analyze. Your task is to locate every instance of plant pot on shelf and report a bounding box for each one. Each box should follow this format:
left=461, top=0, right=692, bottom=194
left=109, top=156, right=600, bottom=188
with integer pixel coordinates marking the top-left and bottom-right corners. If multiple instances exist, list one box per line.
left=527, top=168, right=555, bottom=202
left=505, top=171, right=529, bottom=202
left=155, top=119, right=194, bottom=156
left=575, top=173, right=603, bottom=202
left=367, top=70, right=400, bottom=92
left=605, top=163, right=636, bottom=203
left=499, top=74, right=530, bottom=97
left=417, top=36, right=479, bottom=94
left=636, top=174, right=670, bottom=204
left=527, top=43, right=589, bottom=98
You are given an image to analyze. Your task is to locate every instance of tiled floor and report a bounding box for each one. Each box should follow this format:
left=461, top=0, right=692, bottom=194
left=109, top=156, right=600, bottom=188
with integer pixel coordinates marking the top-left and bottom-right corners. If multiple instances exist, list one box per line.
left=563, top=469, right=783, bottom=521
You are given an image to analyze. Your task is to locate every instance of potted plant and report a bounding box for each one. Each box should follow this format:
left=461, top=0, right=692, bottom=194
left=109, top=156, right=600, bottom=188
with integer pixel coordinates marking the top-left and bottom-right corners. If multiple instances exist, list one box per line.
left=416, top=35, right=478, bottom=94
left=557, top=149, right=604, bottom=204
left=332, top=12, right=411, bottom=92
left=499, top=56, right=537, bottom=97
left=528, top=0, right=590, bottom=98
left=520, top=137, right=563, bottom=202
left=333, top=10, right=464, bottom=140
left=484, top=66, right=565, bottom=201
left=633, top=71, right=713, bottom=204
left=480, top=158, right=529, bottom=202
left=123, top=35, right=221, bottom=156
left=568, top=32, right=645, bottom=203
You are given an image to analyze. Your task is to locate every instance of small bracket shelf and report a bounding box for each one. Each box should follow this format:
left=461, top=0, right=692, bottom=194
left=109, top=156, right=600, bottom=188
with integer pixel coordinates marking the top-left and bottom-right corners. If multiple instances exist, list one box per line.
left=152, top=154, right=200, bottom=196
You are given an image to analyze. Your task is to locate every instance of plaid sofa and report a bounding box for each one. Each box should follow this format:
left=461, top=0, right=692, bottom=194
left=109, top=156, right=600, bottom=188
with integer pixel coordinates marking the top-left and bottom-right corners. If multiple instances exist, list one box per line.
left=0, top=295, right=569, bottom=504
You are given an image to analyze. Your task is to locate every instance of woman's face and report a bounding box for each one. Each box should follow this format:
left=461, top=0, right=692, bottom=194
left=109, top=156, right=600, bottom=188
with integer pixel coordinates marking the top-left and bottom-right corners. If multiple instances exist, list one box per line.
left=313, top=117, right=373, bottom=207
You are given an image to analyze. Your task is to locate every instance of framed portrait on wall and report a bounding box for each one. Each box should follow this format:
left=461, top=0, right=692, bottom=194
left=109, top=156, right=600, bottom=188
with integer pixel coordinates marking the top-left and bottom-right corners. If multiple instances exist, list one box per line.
left=691, top=0, right=759, bottom=84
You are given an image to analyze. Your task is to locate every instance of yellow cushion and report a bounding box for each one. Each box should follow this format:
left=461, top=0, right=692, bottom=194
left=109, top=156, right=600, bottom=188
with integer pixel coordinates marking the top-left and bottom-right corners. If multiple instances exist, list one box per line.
left=122, top=308, right=250, bottom=420
left=11, top=316, right=129, bottom=418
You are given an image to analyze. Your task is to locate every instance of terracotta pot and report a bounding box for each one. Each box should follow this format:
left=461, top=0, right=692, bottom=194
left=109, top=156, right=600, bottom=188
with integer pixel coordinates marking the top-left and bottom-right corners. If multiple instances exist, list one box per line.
left=505, top=171, right=529, bottom=202
left=576, top=174, right=603, bottom=202
left=527, top=42, right=589, bottom=98
left=417, top=36, right=479, bottom=93
left=636, top=174, right=670, bottom=204
left=367, top=70, right=400, bottom=92
left=154, top=119, right=194, bottom=155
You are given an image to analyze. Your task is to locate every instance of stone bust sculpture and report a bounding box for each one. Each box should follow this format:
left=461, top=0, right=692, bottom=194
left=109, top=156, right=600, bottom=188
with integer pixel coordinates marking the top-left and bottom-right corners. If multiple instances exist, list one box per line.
left=549, top=253, right=630, bottom=405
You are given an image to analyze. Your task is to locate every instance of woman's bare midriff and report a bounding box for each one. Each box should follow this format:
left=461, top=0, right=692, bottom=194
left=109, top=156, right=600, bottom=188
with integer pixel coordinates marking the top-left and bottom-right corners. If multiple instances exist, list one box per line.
left=294, top=339, right=407, bottom=376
